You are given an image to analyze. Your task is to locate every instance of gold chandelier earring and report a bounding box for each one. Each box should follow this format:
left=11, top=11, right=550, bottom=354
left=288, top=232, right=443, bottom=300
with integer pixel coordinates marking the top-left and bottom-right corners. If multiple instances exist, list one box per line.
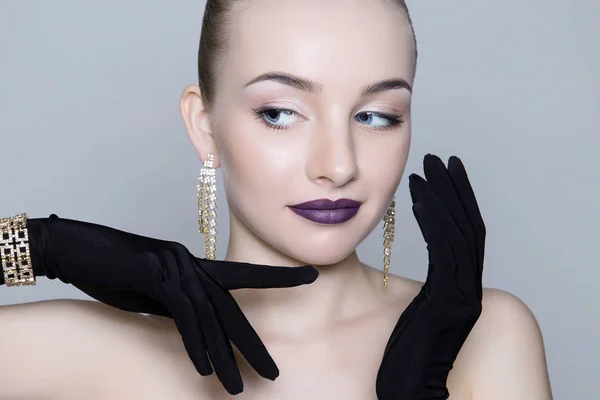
left=383, top=194, right=396, bottom=290
left=197, top=153, right=217, bottom=260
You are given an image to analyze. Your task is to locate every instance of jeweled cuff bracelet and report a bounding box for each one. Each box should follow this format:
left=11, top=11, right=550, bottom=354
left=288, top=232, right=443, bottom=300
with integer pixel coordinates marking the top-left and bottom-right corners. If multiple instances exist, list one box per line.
left=0, top=213, right=35, bottom=287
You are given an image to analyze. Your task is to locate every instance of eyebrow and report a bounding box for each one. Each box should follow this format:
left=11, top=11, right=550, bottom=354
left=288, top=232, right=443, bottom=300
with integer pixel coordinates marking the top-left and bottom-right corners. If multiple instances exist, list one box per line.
left=242, top=71, right=412, bottom=96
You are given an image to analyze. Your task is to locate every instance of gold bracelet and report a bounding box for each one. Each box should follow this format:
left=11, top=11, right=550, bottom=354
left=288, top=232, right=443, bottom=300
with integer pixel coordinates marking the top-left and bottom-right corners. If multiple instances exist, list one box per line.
left=0, top=213, right=35, bottom=287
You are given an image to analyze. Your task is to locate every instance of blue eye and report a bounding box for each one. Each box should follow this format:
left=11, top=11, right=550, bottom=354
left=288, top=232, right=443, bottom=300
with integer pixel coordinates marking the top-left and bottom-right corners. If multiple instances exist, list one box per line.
left=354, top=111, right=405, bottom=131
left=251, top=107, right=405, bottom=132
left=252, top=108, right=297, bottom=130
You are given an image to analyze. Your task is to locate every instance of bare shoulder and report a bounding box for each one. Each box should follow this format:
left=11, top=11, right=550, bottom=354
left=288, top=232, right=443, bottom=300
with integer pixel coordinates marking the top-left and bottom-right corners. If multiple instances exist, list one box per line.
left=0, top=299, right=186, bottom=399
left=0, top=298, right=167, bottom=357
left=377, top=272, right=552, bottom=399
left=0, top=298, right=122, bottom=338
left=0, top=299, right=124, bottom=398
left=1, top=298, right=157, bottom=338
left=462, top=288, right=545, bottom=358
left=460, top=288, right=553, bottom=399
left=20, top=298, right=182, bottom=350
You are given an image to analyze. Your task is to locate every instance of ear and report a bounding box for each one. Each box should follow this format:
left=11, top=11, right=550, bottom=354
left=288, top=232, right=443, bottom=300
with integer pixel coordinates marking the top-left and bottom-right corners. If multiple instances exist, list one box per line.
left=179, top=84, right=221, bottom=168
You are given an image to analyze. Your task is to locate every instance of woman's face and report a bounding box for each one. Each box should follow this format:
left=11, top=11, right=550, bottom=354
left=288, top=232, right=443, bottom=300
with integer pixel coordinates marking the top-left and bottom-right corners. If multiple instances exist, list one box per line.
left=192, top=0, right=414, bottom=266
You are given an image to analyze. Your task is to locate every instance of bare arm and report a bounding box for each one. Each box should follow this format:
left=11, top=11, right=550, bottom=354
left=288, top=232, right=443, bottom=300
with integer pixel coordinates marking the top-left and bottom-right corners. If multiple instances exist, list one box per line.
left=467, top=289, right=553, bottom=400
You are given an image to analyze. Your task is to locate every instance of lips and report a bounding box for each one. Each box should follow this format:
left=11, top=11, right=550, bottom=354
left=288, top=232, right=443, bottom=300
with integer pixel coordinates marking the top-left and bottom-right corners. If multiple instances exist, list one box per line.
left=290, top=198, right=361, bottom=210
left=288, top=198, right=361, bottom=224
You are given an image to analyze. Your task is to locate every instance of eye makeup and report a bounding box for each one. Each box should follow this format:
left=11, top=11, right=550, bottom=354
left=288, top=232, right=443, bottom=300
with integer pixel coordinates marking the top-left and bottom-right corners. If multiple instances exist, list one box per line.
left=251, top=106, right=405, bottom=132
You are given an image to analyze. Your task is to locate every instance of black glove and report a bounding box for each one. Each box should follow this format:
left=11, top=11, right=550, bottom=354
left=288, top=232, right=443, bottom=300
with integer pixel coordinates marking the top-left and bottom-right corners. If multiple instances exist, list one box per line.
left=1, top=214, right=318, bottom=395
left=376, top=154, right=485, bottom=400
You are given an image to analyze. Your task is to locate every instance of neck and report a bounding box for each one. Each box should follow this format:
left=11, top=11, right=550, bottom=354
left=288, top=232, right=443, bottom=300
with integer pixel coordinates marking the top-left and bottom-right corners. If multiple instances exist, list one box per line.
left=223, top=214, right=384, bottom=339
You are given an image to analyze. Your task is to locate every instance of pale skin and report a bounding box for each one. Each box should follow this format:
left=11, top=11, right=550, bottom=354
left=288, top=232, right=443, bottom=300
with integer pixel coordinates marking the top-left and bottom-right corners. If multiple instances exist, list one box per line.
left=0, top=0, right=553, bottom=399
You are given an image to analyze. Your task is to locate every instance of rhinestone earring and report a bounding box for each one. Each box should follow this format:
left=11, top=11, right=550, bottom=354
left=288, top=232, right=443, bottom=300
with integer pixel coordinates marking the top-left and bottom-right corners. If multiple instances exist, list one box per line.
left=383, top=194, right=396, bottom=289
left=197, top=153, right=217, bottom=260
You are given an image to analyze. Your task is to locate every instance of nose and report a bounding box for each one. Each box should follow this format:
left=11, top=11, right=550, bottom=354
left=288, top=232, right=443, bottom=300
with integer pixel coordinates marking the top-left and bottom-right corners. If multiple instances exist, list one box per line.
left=306, top=119, right=359, bottom=188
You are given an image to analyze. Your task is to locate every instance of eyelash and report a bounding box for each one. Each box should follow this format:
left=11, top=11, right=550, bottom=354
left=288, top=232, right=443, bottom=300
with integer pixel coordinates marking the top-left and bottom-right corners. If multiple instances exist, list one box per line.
left=251, top=107, right=405, bottom=132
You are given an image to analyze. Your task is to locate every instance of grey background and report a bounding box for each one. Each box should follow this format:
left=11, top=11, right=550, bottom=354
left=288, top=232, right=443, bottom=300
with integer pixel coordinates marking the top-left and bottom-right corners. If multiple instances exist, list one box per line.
left=0, top=1, right=598, bottom=398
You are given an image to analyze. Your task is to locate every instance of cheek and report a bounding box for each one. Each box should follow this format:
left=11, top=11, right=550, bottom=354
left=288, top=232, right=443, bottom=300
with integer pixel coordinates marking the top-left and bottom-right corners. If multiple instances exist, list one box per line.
left=358, top=126, right=411, bottom=191
left=218, top=115, right=300, bottom=208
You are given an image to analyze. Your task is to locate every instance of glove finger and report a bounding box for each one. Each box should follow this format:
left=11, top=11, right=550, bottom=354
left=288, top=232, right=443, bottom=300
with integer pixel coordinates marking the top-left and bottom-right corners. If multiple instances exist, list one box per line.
left=422, top=154, right=480, bottom=293
left=423, top=154, right=476, bottom=249
left=157, top=248, right=213, bottom=377
left=410, top=174, right=465, bottom=240
left=412, top=182, right=475, bottom=300
left=412, top=200, right=458, bottom=301
left=197, top=265, right=279, bottom=381
left=174, top=249, right=244, bottom=395
left=425, top=192, right=481, bottom=304
left=199, top=258, right=318, bottom=290
left=417, top=180, right=478, bottom=299
left=447, top=156, right=486, bottom=245
left=448, top=156, right=486, bottom=297
left=72, top=282, right=172, bottom=318
left=408, top=172, right=423, bottom=206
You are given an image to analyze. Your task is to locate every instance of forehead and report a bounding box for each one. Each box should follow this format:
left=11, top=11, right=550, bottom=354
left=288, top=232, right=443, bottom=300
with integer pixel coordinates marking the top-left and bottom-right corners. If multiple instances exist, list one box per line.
left=221, top=0, right=415, bottom=92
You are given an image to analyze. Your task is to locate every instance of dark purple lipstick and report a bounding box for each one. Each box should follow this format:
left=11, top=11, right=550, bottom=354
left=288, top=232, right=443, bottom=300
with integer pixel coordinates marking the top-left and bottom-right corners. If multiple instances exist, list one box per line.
left=288, top=198, right=361, bottom=224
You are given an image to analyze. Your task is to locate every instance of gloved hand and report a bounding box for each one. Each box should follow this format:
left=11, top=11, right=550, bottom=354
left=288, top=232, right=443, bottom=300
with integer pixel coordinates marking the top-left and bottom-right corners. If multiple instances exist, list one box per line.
left=2, top=215, right=318, bottom=395
left=376, top=154, right=486, bottom=400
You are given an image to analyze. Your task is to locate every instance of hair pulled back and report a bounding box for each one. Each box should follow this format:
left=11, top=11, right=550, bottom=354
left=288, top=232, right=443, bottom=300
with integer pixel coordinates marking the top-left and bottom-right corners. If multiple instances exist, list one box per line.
left=197, top=0, right=417, bottom=112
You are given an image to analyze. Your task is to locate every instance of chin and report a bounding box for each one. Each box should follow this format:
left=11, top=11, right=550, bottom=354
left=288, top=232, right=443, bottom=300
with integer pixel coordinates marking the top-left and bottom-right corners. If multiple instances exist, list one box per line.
left=277, top=238, right=359, bottom=266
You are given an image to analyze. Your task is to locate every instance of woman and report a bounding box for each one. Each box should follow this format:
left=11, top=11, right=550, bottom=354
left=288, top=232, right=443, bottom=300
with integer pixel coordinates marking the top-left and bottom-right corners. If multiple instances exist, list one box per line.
left=0, top=0, right=553, bottom=398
